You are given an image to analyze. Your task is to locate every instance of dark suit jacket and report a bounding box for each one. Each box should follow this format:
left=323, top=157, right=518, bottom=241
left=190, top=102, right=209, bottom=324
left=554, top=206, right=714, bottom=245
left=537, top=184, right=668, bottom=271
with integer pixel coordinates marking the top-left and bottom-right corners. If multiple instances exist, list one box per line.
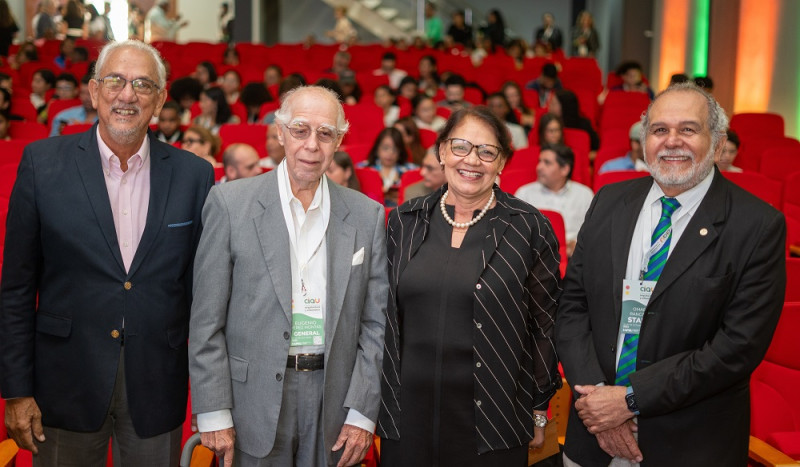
left=0, top=124, right=214, bottom=437
left=556, top=169, right=786, bottom=466
left=535, top=26, right=563, bottom=50
left=378, top=185, right=562, bottom=454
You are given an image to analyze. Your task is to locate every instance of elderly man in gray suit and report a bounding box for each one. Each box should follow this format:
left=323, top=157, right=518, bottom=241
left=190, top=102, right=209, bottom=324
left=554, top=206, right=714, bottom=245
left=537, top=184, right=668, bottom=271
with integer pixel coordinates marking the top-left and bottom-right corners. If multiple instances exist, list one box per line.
left=189, top=85, right=388, bottom=467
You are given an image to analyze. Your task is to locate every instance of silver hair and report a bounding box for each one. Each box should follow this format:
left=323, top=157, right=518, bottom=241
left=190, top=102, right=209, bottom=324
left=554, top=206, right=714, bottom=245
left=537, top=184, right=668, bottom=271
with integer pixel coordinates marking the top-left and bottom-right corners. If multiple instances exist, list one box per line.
left=94, top=40, right=167, bottom=90
left=640, top=82, right=729, bottom=150
left=274, top=85, right=350, bottom=135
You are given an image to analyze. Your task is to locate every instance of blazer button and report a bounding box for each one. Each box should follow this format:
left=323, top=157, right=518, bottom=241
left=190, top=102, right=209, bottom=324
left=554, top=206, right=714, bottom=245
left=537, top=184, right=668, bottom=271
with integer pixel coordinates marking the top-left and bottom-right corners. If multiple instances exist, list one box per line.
left=611, top=345, right=616, bottom=353
left=476, top=283, right=481, bottom=290
left=283, top=331, right=290, bottom=340
left=476, top=400, right=482, bottom=406
left=476, top=362, right=482, bottom=368
left=276, top=373, right=283, bottom=381
left=111, top=330, right=120, bottom=339
left=123, top=281, right=132, bottom=290
left=476, top=322, right=482, bottom=329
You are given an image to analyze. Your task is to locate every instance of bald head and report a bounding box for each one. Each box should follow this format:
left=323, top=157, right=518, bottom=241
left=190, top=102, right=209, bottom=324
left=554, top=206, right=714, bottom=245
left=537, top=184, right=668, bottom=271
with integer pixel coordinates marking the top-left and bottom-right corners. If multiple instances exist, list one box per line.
left=274, top=85, right=350, bottom=135
left=223, top=143, right=262, bottom=181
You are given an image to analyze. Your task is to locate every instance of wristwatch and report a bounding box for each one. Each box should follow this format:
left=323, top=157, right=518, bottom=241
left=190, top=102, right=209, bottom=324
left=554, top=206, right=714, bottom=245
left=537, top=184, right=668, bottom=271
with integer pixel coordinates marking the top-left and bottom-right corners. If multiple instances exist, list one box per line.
left=625, top=387, right=640, bottom=415
left=533, top=414, right=549, bottom=428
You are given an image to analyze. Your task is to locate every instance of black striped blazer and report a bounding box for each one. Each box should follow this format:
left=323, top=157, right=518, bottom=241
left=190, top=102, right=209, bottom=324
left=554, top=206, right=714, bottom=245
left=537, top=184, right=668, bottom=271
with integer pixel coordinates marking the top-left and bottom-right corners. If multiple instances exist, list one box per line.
left=377, top=185, right=563, bottom=454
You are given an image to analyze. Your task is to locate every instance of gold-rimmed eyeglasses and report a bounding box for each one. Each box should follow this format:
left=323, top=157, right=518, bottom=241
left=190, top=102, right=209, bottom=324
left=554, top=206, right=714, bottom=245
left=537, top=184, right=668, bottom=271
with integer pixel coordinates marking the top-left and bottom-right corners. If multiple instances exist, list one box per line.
left=445, top=137, right=502, bottom=162
left=283, top=122, right=339, bottom=144
left=96, top=75, right=160, bottom=96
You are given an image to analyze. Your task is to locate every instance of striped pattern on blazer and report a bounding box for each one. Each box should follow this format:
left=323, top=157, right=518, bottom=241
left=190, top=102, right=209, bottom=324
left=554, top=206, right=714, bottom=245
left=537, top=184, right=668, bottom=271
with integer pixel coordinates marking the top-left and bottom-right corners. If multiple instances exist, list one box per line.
left=377, top=185, right=563, bottom=454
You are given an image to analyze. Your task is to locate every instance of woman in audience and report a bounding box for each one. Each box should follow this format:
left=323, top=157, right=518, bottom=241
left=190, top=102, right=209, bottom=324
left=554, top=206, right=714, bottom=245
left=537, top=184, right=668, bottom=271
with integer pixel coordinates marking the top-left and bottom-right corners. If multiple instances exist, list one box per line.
left=378, top=106, right=561, bottom=466
left=506, top=38, right=528, bottom=69
left=194, top=61, right=218, bottom=89
left=181, top=125, right=220, bottom=166
left=326, top=151, right=361, bottom=191
left=417, top=55, right=440, bottom=97
left=63, top=0, right=86, bottom=39
left=30, top=68, right=55, bottom=113
left=502, top=81, right=535, bottom=129
left=486, top=92, right=528, bottom=149
left=550, top=89, right=599, bottom=153
left=397, top=76, right=419, bottom=101
left=220, top=69, right=242, bottom=105
left=393, top=116, right=426, bottom=165
left=194, top=86, right=239, bottom=134
left=358, top=127, right=417, bottom=206
left=264, top=64, right=282, bottom=88
left=169, top=76, right=204, bottom=125
left=718, top=129, right=743, bottom=172
left=480, top=9, right=506, bottom=48
left=412, top=94, right=446, bottom=132
left=537, top=112, right=565, bottom=146
left=374, top=84, right=400, bottom=128
left=0, top=0, right=19, bottom=58
left=572, top=10, right=599, bottom=57
left=239, top=82, right=271, bottom=124
left=222, top=47, right=240, bottom=66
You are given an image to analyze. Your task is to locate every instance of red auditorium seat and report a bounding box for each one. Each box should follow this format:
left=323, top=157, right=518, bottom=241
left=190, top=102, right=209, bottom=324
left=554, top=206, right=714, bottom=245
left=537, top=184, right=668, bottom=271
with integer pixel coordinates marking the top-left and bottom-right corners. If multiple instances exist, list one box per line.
left=463, top=87, right=484, bottom=106
left=418, top=129, right=437, bottom=149
left=61, top=123, right=93, bottom=135
left=559, top=58, right=603, bottom=97
left=46, top=97, right=82, bottom=130
left=598, top=105, right=647, bottom=133
left=498, top=167, right=536, bottom=196
left=10, top=97, right=38, bottom=122
left=355, top=72, right=389, bottom=98
left=759, top=146, right=800, bottom=183
left=338, top=142, right=371, bottom=165
left=737, top=136, right=800, bottom=173
left=783, top=171, right=800, bottom=222
left=342, top=103, right=384, bottom=146
left=750, top=302, right=800, bottom=461
left=219, top=123, right=268, bottom=159
left=0, top=140, right=31, bottom=165
left=593, top=170, right=649, bottom=192
left=354, top=167, right=384, bottom=204
left=563, top=128, right=591, bottom=186
left=398, top=169, right=423, bottom=204
left=572, top=88, right=599, bottom=128
left=504, top=145, right=540, bottom=173
left=8, top=121, right=48, bottom=140
left=539, top=209, right=568, bottom=278
left=722, top=171, right=783, bottom=209
left=730, top=112, right=784, bottom=142
left=786, top=258, right=800, bottom=301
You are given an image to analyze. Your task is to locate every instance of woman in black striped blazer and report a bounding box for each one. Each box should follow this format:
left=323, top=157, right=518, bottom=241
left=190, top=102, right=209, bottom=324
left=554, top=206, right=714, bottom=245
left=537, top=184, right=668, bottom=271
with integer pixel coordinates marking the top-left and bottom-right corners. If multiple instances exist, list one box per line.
left=377, top=106, right=563, bottom=466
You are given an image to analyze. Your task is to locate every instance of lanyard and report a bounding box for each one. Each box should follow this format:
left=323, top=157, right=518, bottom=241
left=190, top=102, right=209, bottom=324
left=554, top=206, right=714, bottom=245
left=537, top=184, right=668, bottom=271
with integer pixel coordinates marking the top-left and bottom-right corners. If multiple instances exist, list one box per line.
left=639, top=226, right=671, bottom=280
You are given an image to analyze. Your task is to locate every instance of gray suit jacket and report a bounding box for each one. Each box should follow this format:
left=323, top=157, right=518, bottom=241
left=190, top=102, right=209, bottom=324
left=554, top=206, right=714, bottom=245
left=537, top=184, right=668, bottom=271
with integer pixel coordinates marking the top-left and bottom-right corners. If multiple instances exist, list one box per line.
left=188, top=169, right=388, bottom=463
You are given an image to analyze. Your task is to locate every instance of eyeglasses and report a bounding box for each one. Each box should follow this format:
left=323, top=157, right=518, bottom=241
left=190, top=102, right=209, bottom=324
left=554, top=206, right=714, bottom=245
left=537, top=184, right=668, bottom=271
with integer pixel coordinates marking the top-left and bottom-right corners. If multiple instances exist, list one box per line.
left=182, top=138, right=204, bottom=145
left=97, top=75, right=160, bottom=96
left=283, top=122, right=338, bottom=144
left=445, top=138, right=502, bottom=162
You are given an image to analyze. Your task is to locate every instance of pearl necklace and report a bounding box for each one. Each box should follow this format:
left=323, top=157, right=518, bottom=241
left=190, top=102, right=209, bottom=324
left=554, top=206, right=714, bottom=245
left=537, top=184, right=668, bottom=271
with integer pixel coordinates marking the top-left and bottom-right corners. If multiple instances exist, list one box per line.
left=440, top=190, right=495, bottom=229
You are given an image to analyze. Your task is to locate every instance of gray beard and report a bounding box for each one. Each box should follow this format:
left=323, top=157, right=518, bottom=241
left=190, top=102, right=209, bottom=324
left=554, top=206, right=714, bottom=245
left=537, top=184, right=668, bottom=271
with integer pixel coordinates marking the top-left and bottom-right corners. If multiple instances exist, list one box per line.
left=648, top=147, right=715, bottom=193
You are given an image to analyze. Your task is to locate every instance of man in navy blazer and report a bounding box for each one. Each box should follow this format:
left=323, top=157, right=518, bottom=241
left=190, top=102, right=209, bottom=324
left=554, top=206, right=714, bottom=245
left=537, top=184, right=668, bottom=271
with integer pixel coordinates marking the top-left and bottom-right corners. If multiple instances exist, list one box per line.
left=556, top=83, right=785, bottom=466
left=0, top=40, right=214, bottom=466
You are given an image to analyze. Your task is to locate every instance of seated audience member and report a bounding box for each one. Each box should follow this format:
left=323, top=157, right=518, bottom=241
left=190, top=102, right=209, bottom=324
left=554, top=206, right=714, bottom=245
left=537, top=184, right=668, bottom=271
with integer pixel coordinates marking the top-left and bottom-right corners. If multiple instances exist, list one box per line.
left=30, top=68, right=56, bottom=113
left=260, top=123, right=285, bottom=169
left=505, top=39, right=528, bottom=69
left=374, top=85, right=400, bottom=128
left=263, top=64, right=282, bottom=88
left=411, top=94, right=446, bottom=133
left=325, top=50, right=353, bottom=79
left=193, top=61, right=218, bottom=89
left=50, top=75, right=97, bottom=136
left=338, top=70, right=361, bottom=104
left=538, top=112, right=565, bottom=146
left=314, top=77, right=345, bottom=102
left=153, top=101, right=184, bottom=144
left=486, top=91, right=528, bottom=149
left=239, top=82, right=271, bottom=123
left=0, top=87, right=21, bottom=120
left=694, top=75, right=714, bottom=93
left=53, top=73, right=79, bottom=100
left=393, top=116, right=426, bottom=165
left=221, top=143, right=261, bottom=182
left=515, top=143, right=593, bottom=256
left=403, top=146, right=445, bottom=200
left=53, top=37, right=76, bottom=69
left=169, top=76, right=203, bottom=125
left=446, top=9, right=472, bottom=45
left=182, top=125, right=220, bottom=166
left=502, top=81, right=535, bottom=129
left=437, top=73, right=471, bottom=113
left=550, top=89, right=599, bottom=152
left=598, top=121, right=649, bottom=174
left=526, top=63, right=562, bottom=108
left=417, top=55, right=440, bottom=97
left=194, top=86, right=239, bottom=134
left=222, top=46, right=240, bottom=66
left=373, top=51, right=408, bottom=90
left=718, top=129, right=742, bottom=172
left=11, top=40, right=38, bottom=69
left=397, top=76, right=419, bottom=101
left=326, top=151, right=361, bottom=190
left=260, top=74, right=304, bottom=124
left=0, top=110, right=11, bottom=140
left=601, top=60, right=654, bottom=103
left=220, top=69, right=241, bottom=105
left=357, top=127, right=417, bottom=206
left=71, top=46, right=89, bottom=64
left=670, top=73, right=690, bottom=85
left=0, top=72, right=12, bottom=92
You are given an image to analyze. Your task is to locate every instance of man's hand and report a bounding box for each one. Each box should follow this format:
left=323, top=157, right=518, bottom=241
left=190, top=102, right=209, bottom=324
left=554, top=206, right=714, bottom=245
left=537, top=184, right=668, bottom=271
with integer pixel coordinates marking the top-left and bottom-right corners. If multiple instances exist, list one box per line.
left=200, top=427, right=235, bottom=467
left=331, top=424, right=372, bottom=467
left=573, top=385, right=633, bottom=433
left=5, top=397, right=45, bottom=454
left=595, top=420, right=642, bottom=463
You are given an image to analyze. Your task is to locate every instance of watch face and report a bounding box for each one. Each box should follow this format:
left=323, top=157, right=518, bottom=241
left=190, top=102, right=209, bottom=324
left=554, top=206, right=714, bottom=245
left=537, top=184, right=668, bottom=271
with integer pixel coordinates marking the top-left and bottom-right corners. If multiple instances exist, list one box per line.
left=534, top=414, right=548, bottom=428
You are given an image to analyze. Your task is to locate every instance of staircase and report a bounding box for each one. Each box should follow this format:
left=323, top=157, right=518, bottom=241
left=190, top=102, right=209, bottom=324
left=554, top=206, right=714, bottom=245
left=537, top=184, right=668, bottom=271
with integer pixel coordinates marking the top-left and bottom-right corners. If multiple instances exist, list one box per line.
left=320, top=0, right=417, bottom=41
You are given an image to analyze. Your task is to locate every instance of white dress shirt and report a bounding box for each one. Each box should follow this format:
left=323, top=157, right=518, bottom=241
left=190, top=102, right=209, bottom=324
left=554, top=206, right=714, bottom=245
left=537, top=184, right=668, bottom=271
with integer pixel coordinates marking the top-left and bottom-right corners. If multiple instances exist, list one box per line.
left=515, top=180, right=594, bottom=243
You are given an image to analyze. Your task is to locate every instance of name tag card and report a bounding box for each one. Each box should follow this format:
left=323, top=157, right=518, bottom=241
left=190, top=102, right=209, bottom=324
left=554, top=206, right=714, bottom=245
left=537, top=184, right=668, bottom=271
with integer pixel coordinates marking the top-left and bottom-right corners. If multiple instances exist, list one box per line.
left=291, top=283, right=325, bottom=347
left=620, top=279, right=655, bottom=335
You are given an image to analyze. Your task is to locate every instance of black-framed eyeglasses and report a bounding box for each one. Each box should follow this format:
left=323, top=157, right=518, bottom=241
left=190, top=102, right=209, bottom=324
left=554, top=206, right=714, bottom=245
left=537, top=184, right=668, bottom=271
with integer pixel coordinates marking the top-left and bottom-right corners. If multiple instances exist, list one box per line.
left=283, top=122, right=339, bottom=144
left=182, top=138, right=204, bottom=145
left=97, top=75, right=160, bottom=96
left=445, top=138, right=502, bottom=162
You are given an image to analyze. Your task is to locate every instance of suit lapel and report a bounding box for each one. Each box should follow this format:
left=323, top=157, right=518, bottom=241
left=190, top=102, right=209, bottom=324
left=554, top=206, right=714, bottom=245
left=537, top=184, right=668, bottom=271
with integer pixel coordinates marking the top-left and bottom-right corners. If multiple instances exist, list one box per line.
left=128, top=139, right=171, bottom=277
left=325, top=185, right=356, bottom=353
left=254, top=172, right=293, bottom=323
left=611, top=180, right=652, bottom=322
left=73, top=126, right=125, bottom=273
left=649, top=171, right=727, bottom=304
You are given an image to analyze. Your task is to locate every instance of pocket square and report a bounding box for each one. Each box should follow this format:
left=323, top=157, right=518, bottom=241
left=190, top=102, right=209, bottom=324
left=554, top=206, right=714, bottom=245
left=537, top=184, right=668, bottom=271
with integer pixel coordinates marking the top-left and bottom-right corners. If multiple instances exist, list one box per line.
left=168, top=220, right=193, bottom=228
left=352, top=247, right=364, bottom=266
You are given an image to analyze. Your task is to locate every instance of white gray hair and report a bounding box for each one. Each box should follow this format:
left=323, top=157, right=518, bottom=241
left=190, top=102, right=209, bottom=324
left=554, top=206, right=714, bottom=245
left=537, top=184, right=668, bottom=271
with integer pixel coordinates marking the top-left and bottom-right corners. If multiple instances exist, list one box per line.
left=640, top=82, right=729, bottom=149
left=94, top=40, right=167, bottom=90
left=274, top=85, right=350, bottom=135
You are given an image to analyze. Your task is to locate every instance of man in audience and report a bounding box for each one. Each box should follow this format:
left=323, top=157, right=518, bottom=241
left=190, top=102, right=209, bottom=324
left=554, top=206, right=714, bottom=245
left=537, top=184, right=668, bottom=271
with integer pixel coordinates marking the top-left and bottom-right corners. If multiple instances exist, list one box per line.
left=36, top=0, right=57, bottom=39
left=438, top=74, right=471, bottom=113
left=261, top=123, right=286, bottom=169
left=556, top=83, right=785, bottom=466
left=486, top=92, right=529, bottom=150
left=53, top=73, right=79, bottom=101
left=535, top=13, right=564, bottom=51
left=515, top=143, right=593, bottom=257
left=598, top=122, right=649, bottom=174
left=373, top=51, right=407, bottom=90
left=189, top=85, right=387, bottom=467
left=404, top=146, right=445, bottom=200
left=221, top=143, right=261, bottom=182
left=326, top=50, right=353, bottom=80
left=1, top=40, right=214, bottom=466
left=50, top=75, right=98, bottom=136
left=526, top=63, right=562, bottom=108
left=153, top=101, right=184, bottom=144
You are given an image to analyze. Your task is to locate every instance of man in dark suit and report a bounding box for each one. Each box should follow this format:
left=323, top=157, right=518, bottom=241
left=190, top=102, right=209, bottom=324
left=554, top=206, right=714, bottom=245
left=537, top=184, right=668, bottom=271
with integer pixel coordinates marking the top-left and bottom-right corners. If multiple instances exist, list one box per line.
left=0, top=40, right=214, bottom=466
left=556, top=83, right=785, bottom=467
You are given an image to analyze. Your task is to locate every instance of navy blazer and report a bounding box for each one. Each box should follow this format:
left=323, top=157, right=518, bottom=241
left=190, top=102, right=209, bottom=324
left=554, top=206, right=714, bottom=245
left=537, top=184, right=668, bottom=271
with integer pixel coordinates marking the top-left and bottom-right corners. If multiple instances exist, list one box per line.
left=378, top=185, right=562, bottom=454
left=556, top=169, right=786, bottom=466
left=0, top=125, right=214, bottom=437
